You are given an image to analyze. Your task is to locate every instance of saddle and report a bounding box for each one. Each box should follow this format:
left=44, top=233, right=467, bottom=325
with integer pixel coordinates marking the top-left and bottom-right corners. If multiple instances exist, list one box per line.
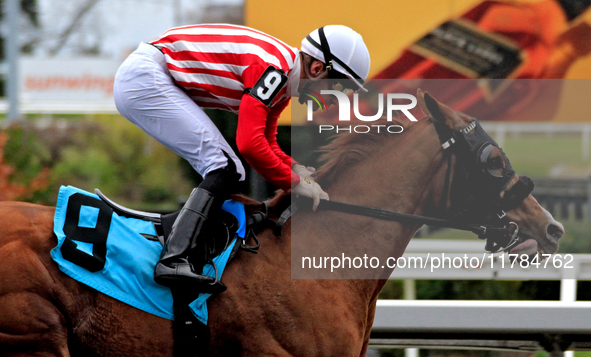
left=96, top=189, right=264, bottom=276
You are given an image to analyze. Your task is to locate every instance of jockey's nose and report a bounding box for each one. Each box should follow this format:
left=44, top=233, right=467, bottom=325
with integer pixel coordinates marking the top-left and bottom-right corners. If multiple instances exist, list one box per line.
left=327, top=96, right=339, bottom=108
left=546, top=222, right=564, bottom=240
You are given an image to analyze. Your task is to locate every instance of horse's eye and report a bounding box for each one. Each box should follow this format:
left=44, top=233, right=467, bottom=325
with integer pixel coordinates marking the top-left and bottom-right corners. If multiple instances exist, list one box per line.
left=487, top=155, right=504, bottom=177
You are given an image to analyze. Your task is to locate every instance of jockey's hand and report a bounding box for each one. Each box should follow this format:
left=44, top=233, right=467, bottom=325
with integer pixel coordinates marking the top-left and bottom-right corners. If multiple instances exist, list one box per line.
left=293, top=176, right=329, bottom=211
left=292, top=164, right=317, bottom=179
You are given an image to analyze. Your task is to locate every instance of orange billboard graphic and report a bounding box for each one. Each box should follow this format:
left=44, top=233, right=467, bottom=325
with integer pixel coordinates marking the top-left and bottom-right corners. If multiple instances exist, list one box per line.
left=246, top=0, right=591, bottom=123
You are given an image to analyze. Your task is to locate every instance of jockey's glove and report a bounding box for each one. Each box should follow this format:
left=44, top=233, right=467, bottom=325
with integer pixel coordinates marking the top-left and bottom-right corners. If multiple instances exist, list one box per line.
left=292, top=164, right=317, bottom=179
left=293, top=176, right=329, bottom=211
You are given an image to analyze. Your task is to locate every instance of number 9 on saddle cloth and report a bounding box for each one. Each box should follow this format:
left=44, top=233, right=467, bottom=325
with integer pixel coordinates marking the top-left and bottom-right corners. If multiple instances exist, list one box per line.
left=51, top=185, right=247, bottom=324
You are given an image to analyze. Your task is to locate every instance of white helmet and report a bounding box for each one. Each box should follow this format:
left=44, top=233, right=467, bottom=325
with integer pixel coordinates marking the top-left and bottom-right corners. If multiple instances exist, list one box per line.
left=301, top=25, right=371, bottom=92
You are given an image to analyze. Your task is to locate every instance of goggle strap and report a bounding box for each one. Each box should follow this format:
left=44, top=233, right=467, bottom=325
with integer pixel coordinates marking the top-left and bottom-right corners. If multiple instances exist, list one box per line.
left=317, top=27, right=333, bottom=72
left=305, top=29, right=365, bottom=84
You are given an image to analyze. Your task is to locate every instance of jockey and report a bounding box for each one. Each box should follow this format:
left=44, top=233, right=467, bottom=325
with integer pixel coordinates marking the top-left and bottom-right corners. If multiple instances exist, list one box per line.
left=113, top=24, right=370, bottom=291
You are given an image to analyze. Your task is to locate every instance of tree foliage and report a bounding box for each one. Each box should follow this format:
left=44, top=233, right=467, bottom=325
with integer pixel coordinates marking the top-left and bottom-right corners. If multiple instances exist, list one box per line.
left=1, top=115, right=193, bottom=210
left=0, top=129, right=49, bottom=201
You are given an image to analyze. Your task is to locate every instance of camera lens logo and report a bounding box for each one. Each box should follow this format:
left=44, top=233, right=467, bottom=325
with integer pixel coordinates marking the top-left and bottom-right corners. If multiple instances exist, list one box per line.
left=303, top=89, right=328, bottom=112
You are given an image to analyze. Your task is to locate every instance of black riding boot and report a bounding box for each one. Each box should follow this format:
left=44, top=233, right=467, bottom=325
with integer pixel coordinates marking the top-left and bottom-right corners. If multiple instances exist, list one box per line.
left=154, top=168, right=238, bottom=293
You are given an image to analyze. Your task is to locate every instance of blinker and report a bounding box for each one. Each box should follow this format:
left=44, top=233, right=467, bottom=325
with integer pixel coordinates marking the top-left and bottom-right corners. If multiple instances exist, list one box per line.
left=428, top=114, right=531, bottom=253
left=478, top=144, right=494, bottom=169
left=455, top=118, right=515, bottom=194
left=477, top=143, right=503, bottom=178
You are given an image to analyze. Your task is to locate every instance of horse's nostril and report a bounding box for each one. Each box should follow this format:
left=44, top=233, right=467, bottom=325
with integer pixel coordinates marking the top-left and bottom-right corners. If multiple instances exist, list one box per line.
left=547, top=223, right=565, bottom=240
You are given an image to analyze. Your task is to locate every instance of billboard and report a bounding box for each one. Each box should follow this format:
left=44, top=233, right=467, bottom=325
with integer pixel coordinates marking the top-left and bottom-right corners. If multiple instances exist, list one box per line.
left=246, top=0, right=591, bottom=123
left=19, top=58, right=120, bottom=112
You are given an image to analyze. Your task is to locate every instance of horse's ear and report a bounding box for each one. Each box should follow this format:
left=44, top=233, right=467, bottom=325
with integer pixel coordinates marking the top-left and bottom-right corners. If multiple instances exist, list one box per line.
left=417, top=89, right=444, bottom=123
left=417, top=88, right=468, bottom=130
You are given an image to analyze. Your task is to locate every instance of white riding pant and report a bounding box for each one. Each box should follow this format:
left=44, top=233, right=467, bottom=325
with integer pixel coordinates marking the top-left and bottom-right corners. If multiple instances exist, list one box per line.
left=113, top=42, right=246, bottom=181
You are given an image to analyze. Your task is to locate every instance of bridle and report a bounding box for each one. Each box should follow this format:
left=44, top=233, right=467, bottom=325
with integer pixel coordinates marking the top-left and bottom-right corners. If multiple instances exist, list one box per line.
left=427, top=115, right=534, bottom=252
left=282, top=116, right=534, bottom=254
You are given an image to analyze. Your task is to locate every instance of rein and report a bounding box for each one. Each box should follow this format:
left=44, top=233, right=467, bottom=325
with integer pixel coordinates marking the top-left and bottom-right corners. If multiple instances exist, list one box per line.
left=270, top=116, right=534, bottom=254
left=316, top=199, right=490, bottom=234
left=286, top=197, right=518, bottom=253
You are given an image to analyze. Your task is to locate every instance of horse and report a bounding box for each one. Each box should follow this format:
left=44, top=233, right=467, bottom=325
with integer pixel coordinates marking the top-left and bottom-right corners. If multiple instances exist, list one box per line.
left=0, top=90, right=564, bottom=356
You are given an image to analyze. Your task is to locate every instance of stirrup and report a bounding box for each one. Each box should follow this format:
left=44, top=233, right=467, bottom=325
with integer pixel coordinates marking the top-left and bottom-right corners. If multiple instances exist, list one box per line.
left=202, top=259, right=227, bottom=294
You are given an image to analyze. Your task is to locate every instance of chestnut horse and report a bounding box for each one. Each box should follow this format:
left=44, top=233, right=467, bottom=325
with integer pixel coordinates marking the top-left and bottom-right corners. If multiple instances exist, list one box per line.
left=0, top=91, right=564, bottom=356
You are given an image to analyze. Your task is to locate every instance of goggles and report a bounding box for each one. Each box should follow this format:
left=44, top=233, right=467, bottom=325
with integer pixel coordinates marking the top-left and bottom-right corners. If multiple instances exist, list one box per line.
left=297, top=77, right=356, bottom=106
left=329, top=71, right=357, bottom=94
left=331, top=81, right=352, bottom=95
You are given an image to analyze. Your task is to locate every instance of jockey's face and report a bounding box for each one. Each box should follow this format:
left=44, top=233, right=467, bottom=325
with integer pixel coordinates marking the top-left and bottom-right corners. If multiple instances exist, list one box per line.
left=302, top=60, right=354, bottom=108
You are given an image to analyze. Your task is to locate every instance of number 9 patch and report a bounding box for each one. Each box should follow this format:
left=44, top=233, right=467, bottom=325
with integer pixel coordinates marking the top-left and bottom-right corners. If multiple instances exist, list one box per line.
left=248, top=65, right=288, bottom=106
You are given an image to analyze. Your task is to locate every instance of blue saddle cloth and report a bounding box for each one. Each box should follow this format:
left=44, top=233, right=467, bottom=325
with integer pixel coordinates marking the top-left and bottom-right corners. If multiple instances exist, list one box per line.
left=51, top=185, right=246, bottom=324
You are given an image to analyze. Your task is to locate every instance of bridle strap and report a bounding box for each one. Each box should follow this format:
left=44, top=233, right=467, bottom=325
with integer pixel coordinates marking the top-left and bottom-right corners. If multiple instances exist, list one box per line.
left=499, top=176, right=534, bottom=211
left=289, top=172, right=530, bottom=252
left=439, top=151, right=453, bottom=213
left=428, top=115, right=457, bottom=150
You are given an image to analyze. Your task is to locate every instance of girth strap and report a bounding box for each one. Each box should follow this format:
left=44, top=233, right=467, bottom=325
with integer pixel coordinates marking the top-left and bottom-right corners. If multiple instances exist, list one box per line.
left=171, top=288, right=209, bottom=357
left=274, top=202, right=298, bottom=236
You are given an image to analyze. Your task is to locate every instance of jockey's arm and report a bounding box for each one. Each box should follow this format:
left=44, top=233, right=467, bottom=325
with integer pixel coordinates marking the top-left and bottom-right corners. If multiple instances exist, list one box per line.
left=236, top=94, right=300, bottom=191
left=236, top=64, right=328, bottom=209
left=265, top=100, right=296, bottom=168
left=237, top=94, right=328, bottom=210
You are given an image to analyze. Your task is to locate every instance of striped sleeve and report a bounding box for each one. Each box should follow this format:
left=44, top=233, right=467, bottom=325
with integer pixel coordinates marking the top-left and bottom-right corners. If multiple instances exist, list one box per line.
left=150, top=24, right=298, bottom=113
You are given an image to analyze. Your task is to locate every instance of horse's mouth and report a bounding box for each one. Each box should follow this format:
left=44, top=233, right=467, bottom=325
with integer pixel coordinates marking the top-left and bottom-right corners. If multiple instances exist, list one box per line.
left=509, top=238, right=537, bottom=255
left=508, top=237, right=557, bottom=260
left=506, top=208, right=565, bottom=261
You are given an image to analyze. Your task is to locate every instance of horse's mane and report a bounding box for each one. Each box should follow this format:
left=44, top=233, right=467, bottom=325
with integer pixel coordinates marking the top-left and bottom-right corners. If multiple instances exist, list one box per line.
left=316, top=115, right=413, bottom=186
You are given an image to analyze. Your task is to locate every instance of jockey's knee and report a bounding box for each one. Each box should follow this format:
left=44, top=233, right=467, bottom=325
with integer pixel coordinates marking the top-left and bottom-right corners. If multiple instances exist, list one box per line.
left=200, top=168, right=240, bottom=198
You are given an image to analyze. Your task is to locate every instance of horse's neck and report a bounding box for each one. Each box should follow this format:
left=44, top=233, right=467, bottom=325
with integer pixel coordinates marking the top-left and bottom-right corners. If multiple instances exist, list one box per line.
left=293, top=121, right=447, bottom=291
left=235, top=121, right=447, bottom=306
left=325, top=121, right=445, bottom=219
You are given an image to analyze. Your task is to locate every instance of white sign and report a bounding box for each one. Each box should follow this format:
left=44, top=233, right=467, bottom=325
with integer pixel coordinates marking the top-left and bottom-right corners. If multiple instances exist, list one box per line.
left=19, top=57, right=122, bottom=112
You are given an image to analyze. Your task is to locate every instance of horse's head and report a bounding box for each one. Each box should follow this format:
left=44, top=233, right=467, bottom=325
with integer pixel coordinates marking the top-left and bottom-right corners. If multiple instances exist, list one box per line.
left=417, top=89, right=564, bottom=257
